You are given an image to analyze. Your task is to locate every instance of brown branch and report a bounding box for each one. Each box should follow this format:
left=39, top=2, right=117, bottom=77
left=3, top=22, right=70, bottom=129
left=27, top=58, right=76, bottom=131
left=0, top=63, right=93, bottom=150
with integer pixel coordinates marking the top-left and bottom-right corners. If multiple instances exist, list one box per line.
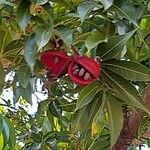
left=112, top=87, right=150, bottom=150
left=71, top=45, right=79, bottom=54
left=132, top=128, right=150, bottom=147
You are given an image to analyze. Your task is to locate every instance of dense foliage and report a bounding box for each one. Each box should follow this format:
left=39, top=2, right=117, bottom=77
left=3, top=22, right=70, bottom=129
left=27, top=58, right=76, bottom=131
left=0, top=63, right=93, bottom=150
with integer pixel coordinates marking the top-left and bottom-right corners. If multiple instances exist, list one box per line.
left=0, top=0, right=150, bottom=149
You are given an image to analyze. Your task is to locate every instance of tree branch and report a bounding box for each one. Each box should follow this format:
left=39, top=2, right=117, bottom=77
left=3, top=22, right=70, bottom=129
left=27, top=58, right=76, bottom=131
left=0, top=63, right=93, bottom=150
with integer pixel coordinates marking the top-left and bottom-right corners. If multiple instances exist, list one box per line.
left=112, top=87, right=150, bottom=150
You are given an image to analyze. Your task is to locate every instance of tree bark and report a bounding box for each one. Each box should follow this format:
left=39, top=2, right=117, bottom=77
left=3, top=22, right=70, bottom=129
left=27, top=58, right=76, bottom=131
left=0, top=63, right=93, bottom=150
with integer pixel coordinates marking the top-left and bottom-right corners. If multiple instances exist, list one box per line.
left=112, top=87, right=150, bottom=150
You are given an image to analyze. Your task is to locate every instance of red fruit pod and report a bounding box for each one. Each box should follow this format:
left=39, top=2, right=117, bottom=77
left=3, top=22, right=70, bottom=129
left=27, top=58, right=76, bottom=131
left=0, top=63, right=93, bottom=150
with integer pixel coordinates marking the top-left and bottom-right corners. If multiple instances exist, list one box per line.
left=68, top=55, right=101, bottom=86
left=40, top=50, right=71, bottom=78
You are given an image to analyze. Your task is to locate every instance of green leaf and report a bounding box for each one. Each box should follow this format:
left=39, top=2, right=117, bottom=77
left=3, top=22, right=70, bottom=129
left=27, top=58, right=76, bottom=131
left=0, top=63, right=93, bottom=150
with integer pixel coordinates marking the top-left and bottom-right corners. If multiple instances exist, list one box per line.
left=85, top=31, right=106, bottom=50
left=49, top=100, right=62, bottom=118
left=19, top=84, right=32, bottom=105
left=0, top=116, right=3, bottom=133
left=35, top=25, right=52, bottom=50
left=13, top=86, right=21, bottom=104
left=74, top=32, right=91, bottom=44
left=4, top=117, right=16, bottom=150
left=0, top=0, right=13, bottom=5
left=32, top=0, right=48, bottom=5
left=36, top=99, right=51, bottom=117
left=99, top=30, right=136, bottom=60
left=43, top=3, right=54, bottom=26
left=2, top=118, right=9, bottom=147
left=47, top=139, right=57, bottom=150
left=77, top=2, right=97, bottom=22
left=88, top=140, right=110, bottom=150
left=59, top=99, right=76, bottom=112
left=92, top=92, right=106, bottom=130
left=0, top=62, right=5, bottom=91
left=110, top=0, right=142, bottom=28
left=4, top=39, right=24, bottom=57
left=42, top=117, right=52, bottom=133
left=25, top=142, right=42, bottom=150
left=24, top=35, right=38, bottom=72
left=55, top=26, right=73, bottom=45
left=102, top=59, right=150, bottom=81
left=17, top=65, right=31, bottom=88
left=106, top=94, right=123, bottom=148
left=102, top=69, right=150, bottom=114
left=71, top=92, right=103, bottom=133
left=75, top=81, right=101, bottom=111
left=17, top=0, right=31, bottom=30
left=98, top=0, right=113, bottom=10
left=0, top=30, right=12, bottom=53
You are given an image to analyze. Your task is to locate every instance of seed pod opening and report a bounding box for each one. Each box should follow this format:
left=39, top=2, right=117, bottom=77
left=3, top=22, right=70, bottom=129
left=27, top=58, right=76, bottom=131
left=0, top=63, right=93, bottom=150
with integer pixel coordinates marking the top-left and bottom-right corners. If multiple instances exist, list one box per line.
left=40, top=50, right=71, bottom=78
left=68, top=56, right=101, bottom=85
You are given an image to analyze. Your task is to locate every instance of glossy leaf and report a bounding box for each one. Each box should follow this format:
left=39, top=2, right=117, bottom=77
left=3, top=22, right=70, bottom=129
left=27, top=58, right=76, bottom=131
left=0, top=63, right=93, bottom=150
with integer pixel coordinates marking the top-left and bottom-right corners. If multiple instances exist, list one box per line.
left=99, top=30, right=136, bottom=60
left=0, top=0, right=13, bottom=5
left=92, top=92, right=106, bottom=134
left=111, top=0, right=142, bottom=27
left=36, top=99, right=51, bottom=117
left=85, top=31, right=106, bottom=50
left=32, top=0, right=48, bottom=5
left=13, top=86, right=21, bottom=104
left=55, top=26, right=73, bottom=45
left=102, top=59, right=150, bottom=81
left=106, top=94, right=123, bottom=148
left=59, top=99, right=76, bottom=112
left=102, top=69, right=150, bottom=114
left=77, top=2, right=97, bottom=22
left=74, top=32, right=91, bottom=44
left=43, top=3, right=54, bottom=25
left=2, top=118, right=9, bottom=147
left=17, top=65, right=31, bottom=88
left=75, top=81, right=101, bottom=111
left=19, top=84, right=32, bottom=105
left=0, top=133, right=4, bottom=150
left=35, top=25, right=52, bottom=50
left=4, top=117, right=16, bottom=150
left=24, top=35, right=38, bottom=72
left=99, top=0, right=113, bottom=10
left=88, top=140, right=110, bottom=150
left=17, top=0, right=31, bottom=30
left=71, top=92, right=103, bottom=133
left=42, top=117, right=52, bottom=133
left=49, top=100, right=62, bottom=118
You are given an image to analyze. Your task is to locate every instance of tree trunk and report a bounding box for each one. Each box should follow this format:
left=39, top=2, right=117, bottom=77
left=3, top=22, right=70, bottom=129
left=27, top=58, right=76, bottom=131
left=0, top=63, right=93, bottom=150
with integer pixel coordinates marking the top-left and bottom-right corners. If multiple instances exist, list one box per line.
left=112, top=87, right=150, bottom=150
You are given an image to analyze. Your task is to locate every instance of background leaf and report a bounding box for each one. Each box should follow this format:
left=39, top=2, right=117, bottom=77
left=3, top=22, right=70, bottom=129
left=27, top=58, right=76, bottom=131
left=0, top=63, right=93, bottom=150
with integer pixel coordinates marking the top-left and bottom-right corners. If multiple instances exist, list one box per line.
left=106, top=94, right=123, bottom=148
left=92, top=92, right=106, bottom=134
left=99, top=30, right=136, bottom=60
left=32, top=0, right=48, bottom=5
left=85, top=31, right=106, bottom=50
left=75, top=81, right=101, bottom=111
left=102, top=59, right=150, bottom=81
left=99, top=0, right=113, bottom=10
left=17, top=65, right=31, bottom=88
left=19, top=84, right=32, bottom=105
left=17, top=0, right=31, bottom=30
left=24, top=35, right=38, bottom=72
left=71, top=92, right=103, bottom=133
left=0, top=62, right=5, bottom=91
left=55, top=26, right=73, bottom=45
left=35, top=25, right=52, bottom=50
left=77, top=2, right=97, bottom=22
left=110, top=0, right=142, bottom=27
left=102, top=69, right=149, bottom=113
